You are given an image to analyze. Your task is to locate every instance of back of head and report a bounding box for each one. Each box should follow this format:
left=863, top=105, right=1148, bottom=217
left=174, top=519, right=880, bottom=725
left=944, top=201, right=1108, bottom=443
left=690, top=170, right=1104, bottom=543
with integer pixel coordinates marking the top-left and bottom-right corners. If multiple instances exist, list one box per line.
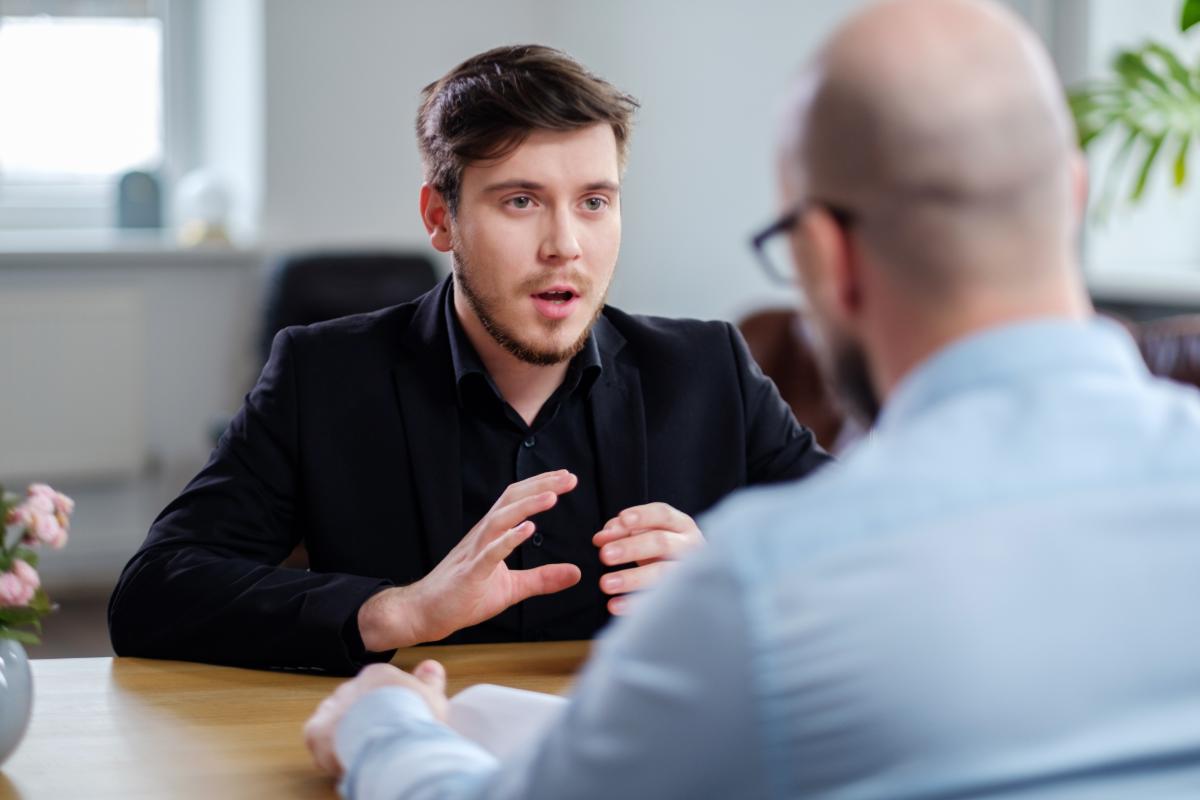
left=787, top=0, right=1080, bottom=298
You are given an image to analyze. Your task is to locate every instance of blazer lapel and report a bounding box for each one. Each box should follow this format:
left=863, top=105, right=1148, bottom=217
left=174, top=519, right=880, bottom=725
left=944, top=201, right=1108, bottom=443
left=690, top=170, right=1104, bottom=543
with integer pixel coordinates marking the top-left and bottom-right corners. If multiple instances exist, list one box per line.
left=392, top=278, right=464, bottom=569
left=589, top=317, right=649, bottom=516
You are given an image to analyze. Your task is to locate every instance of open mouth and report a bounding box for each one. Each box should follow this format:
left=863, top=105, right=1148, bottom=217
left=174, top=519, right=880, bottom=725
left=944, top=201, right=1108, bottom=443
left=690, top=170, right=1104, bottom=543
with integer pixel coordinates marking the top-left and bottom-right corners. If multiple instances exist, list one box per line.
left=535, top=290, right=576, bottom=305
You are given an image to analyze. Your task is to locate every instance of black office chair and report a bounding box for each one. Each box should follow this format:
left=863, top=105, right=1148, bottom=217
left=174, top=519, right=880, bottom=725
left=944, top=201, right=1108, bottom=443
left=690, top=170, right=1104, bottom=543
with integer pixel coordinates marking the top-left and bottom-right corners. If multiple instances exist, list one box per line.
left=259, top=250, right=440, bottom=361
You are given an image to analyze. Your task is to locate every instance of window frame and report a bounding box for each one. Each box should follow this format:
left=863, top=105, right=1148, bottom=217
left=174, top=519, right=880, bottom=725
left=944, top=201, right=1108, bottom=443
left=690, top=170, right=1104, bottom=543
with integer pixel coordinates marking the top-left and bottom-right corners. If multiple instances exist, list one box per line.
left=0, top=0, right=193, bottom=235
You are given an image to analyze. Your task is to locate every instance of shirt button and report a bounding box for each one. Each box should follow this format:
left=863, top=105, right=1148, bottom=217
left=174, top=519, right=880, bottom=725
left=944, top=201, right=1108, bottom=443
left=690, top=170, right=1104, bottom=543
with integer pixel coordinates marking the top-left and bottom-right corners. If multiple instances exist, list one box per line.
left=531, top=532, right=544, bottom=547
left=523, top=436, right=536, bottom=448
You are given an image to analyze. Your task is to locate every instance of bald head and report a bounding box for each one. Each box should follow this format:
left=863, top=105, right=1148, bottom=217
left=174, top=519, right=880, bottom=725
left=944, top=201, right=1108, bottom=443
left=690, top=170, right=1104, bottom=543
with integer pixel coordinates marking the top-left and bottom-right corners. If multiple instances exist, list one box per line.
left=783, top=0, right=1080, bottom=294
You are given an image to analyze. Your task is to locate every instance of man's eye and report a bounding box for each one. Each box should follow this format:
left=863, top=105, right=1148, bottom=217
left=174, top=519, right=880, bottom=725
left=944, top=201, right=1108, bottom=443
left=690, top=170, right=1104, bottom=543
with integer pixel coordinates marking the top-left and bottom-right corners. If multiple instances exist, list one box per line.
left=508, top=196, right=533, bottom=209
left=583, top=197, right=608, bottom=211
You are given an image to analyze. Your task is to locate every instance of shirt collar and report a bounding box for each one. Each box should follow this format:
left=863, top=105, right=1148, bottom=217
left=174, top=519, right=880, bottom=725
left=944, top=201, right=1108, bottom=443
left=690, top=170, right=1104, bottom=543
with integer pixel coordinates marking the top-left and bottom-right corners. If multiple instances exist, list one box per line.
left=444, top=281, right=603, bottom=406
left=876, top=316, right=1149, bottom=433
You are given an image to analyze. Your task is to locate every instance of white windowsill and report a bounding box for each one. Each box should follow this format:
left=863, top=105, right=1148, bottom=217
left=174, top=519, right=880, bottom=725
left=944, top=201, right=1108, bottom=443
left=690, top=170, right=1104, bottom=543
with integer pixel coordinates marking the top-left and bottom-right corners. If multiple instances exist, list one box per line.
left=1086, top=265, right=1200, bottom=307
left=0, top=228, right=260, bottom=267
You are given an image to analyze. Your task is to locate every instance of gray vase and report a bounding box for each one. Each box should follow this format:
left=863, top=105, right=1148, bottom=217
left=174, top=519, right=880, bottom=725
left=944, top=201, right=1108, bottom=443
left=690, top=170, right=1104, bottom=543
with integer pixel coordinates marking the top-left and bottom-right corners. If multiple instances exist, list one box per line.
left=0, top=639, right=31, bottom=766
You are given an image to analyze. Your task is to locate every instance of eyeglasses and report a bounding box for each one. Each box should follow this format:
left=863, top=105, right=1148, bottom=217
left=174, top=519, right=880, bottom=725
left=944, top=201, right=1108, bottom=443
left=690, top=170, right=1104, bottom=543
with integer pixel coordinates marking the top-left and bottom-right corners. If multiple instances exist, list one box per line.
left=749, top=201, right=858, bottom=285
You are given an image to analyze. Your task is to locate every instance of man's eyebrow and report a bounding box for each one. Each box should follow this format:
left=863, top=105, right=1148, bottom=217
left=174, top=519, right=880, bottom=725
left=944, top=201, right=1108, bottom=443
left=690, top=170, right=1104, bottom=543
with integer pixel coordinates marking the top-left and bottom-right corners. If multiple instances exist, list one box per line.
left=480, top=179, right=621, bottom=194
left=481, top=180, right=545, bottom=193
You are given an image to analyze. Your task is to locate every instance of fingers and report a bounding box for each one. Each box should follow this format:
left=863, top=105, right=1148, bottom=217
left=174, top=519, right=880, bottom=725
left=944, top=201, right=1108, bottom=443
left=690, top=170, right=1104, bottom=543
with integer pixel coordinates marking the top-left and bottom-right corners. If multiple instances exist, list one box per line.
left=592, top=502, right=695, bottom=546
left=480, top=492, right=559, bottom=546
left=508, top=563, right=582, bottom=603
left=493, top=470, right=577, bottom=509
left=413, top=659, right=446, bottom=692
left=607, top=593, right=637, bottom=616
left=599, top=528, right=679, bottom=566
left=474, top=520, right=536, bottom=575
left=412, top=660, right=449, bottom=720
left=599, top=560, right=670, bottom=596
left=591, top=526, right=628, bottom=547
left=303, top=699, right=342, bottom=776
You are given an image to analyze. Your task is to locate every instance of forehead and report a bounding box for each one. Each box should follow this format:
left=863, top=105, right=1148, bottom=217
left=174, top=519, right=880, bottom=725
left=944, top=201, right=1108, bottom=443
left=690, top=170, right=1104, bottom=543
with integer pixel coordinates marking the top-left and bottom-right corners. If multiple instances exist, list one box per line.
left=461, top=123, right=620, bottom=192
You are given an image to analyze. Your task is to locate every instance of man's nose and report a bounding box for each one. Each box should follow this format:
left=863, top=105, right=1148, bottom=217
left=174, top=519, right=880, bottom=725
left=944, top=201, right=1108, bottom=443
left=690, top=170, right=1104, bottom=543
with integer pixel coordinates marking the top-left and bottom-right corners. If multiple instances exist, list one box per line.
left=539, top=207, right=583, bottom=263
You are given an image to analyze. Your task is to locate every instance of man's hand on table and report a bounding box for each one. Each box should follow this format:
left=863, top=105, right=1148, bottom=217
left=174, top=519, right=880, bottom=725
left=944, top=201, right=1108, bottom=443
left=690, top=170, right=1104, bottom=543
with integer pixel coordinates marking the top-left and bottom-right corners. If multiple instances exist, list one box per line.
left=304, top=660, right=448, bottom=777
left=593, top=502, right=705, bottom=615
left=357, top=470, right=583, bottom=652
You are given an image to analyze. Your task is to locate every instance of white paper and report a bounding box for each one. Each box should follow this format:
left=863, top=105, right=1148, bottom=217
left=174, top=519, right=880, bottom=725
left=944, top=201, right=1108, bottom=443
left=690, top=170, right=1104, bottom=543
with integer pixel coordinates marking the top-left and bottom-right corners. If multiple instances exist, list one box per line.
left=447, top=683, right=568, bottom=759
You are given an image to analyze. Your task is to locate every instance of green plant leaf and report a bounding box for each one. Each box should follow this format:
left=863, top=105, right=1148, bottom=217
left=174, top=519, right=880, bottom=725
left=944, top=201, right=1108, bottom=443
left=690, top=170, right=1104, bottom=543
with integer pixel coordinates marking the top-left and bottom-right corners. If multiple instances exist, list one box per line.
left=1174, top=135, right=1192, bottom=185
left=1146, top=43, right=1199, bottom=96
left=1114, top=49, right=1171, bottom=95
left=28, top=587, right=52, bottom=615
left=1132, top=132, right=1168, bottom=200
left=0, top=628, right=41, bottom=645
left=1071, top=38, right=1200, bottom=212
left=1183, top=0, right=1200, bottom=32
left=0, top=606, right=43, bottom=627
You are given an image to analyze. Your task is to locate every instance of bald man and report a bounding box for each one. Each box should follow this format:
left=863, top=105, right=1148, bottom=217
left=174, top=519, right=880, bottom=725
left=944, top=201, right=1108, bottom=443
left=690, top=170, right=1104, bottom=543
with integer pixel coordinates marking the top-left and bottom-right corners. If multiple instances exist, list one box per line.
left=304, top=2, right=1200, bottom=797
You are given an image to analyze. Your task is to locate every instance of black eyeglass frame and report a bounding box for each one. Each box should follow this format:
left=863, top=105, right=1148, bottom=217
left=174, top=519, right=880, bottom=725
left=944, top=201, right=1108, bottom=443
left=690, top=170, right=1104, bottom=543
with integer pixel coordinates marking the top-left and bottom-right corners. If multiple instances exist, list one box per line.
left=749, top=201, right=857, bottom=285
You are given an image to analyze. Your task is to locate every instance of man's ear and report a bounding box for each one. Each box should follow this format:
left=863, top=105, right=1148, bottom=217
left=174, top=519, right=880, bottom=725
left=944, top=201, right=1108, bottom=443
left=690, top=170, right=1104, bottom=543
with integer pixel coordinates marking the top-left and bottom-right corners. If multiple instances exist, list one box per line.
left=803, top=208, right=863, bottom=323
left=419, top=183, right=453, bottom=253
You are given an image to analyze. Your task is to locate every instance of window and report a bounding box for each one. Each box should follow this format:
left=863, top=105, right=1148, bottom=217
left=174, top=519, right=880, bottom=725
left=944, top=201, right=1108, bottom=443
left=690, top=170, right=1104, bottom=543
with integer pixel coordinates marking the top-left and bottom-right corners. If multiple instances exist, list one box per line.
left=0, top=1, right=163, bottom=231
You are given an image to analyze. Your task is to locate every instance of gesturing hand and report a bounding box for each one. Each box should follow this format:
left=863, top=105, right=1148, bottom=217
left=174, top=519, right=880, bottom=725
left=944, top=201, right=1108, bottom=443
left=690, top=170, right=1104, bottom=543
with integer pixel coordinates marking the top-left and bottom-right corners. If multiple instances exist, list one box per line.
left=593, top=501, right=705, bottom=615
left=358, top=470, right=582, bottom=651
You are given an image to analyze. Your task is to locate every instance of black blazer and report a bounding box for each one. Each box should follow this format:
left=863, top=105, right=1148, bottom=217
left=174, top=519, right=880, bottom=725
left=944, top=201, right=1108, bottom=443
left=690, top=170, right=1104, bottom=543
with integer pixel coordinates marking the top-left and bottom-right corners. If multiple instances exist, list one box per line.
left=108, top=278, right=830, bottom=674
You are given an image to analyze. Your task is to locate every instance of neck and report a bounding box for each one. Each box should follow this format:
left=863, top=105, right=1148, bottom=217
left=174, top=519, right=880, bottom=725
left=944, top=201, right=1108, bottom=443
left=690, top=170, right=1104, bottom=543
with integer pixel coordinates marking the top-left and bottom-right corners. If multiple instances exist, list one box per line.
left=869, top=265, right=1093, bottom=403
left=453, top=288, right=571, bottom=426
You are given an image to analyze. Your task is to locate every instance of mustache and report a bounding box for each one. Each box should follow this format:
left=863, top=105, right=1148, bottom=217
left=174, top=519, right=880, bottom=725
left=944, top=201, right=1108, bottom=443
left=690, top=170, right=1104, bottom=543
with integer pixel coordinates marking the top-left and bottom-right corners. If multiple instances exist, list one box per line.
left=517, top=273, right=593, bottom=296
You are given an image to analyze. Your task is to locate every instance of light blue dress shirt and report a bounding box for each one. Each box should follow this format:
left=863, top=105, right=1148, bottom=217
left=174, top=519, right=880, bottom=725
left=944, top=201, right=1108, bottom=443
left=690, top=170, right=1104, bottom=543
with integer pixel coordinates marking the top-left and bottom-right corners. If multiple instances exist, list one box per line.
left=336, top=317, right=1200, bottom=799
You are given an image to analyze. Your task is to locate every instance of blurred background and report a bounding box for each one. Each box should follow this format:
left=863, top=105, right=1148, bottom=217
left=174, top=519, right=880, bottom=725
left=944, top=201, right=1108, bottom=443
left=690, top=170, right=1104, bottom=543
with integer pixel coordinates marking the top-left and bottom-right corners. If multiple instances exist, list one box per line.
left=1, top=0, right=1197, bottom=657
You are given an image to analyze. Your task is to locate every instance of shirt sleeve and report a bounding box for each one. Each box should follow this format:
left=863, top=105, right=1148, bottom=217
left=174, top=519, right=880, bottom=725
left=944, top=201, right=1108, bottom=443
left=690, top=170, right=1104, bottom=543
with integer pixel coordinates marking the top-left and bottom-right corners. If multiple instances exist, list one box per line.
left=334, top=546, right=770, bottom=800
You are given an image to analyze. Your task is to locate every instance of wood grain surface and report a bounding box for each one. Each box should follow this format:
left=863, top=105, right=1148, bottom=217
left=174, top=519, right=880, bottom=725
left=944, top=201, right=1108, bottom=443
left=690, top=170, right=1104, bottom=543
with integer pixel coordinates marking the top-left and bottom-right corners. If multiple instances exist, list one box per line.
left=0, top=641, right=590, bottom=799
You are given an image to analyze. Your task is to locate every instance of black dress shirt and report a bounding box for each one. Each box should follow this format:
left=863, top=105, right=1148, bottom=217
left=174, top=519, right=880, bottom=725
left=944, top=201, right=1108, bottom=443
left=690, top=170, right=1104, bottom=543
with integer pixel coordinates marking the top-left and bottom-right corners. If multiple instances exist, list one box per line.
left=446, top=289, right=611, bottom=641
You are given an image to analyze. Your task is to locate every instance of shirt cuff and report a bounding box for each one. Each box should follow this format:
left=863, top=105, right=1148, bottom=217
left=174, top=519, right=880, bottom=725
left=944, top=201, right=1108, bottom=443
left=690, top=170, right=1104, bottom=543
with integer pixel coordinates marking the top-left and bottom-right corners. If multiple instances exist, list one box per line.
left=335, top=686, right=435, bottom=768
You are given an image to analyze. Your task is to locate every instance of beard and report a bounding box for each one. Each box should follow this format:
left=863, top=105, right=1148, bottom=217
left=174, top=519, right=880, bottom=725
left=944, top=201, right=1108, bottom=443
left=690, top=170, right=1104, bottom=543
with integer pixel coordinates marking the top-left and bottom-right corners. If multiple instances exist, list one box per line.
left=829, top=337, right=881, bottom=427
left=452, top=248, right=607, bottom=367
left=803, top=314, right=880, bottom=427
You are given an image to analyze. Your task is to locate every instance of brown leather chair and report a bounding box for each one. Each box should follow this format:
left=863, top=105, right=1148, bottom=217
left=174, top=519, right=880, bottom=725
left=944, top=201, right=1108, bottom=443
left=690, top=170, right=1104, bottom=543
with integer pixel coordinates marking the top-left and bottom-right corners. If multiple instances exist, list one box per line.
left=739, top=308, right=1200, bottom=454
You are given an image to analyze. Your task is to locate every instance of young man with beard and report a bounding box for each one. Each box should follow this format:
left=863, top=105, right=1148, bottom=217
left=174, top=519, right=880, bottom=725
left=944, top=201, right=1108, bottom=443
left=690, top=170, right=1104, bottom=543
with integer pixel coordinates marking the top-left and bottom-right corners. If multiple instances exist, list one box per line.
left=107, top=45, right=830, bottom=675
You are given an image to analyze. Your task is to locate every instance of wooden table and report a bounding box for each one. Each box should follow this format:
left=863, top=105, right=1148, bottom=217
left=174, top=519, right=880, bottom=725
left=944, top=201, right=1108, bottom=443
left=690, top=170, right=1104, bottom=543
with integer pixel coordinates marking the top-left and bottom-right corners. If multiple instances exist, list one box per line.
left=0, top=641, right=590, bottom=799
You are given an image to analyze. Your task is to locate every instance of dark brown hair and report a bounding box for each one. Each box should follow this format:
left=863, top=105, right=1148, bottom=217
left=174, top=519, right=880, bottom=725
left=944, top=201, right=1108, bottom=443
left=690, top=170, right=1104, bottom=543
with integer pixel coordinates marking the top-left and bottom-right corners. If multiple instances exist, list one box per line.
left=416, top=44, right=639, bottom=214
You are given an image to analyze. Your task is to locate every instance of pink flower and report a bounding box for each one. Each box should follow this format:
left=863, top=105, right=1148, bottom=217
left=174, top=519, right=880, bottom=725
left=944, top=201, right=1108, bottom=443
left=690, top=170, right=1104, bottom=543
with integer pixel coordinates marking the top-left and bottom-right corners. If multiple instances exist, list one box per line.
left=25, top=510, right=68, bottom=549
left=28, top=484, right=74, bottom=517
left=0, top=571, right=35, bottom=608
left=12, top=485, right=72, bottom=550
left=10, top=559, right=39, bottom=593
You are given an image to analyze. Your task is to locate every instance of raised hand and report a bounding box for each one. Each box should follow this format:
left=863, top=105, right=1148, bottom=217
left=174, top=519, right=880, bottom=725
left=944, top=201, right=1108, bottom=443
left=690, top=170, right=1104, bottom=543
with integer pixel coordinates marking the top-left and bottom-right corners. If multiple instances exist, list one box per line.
left=358, top=470, right=582, bottom=651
